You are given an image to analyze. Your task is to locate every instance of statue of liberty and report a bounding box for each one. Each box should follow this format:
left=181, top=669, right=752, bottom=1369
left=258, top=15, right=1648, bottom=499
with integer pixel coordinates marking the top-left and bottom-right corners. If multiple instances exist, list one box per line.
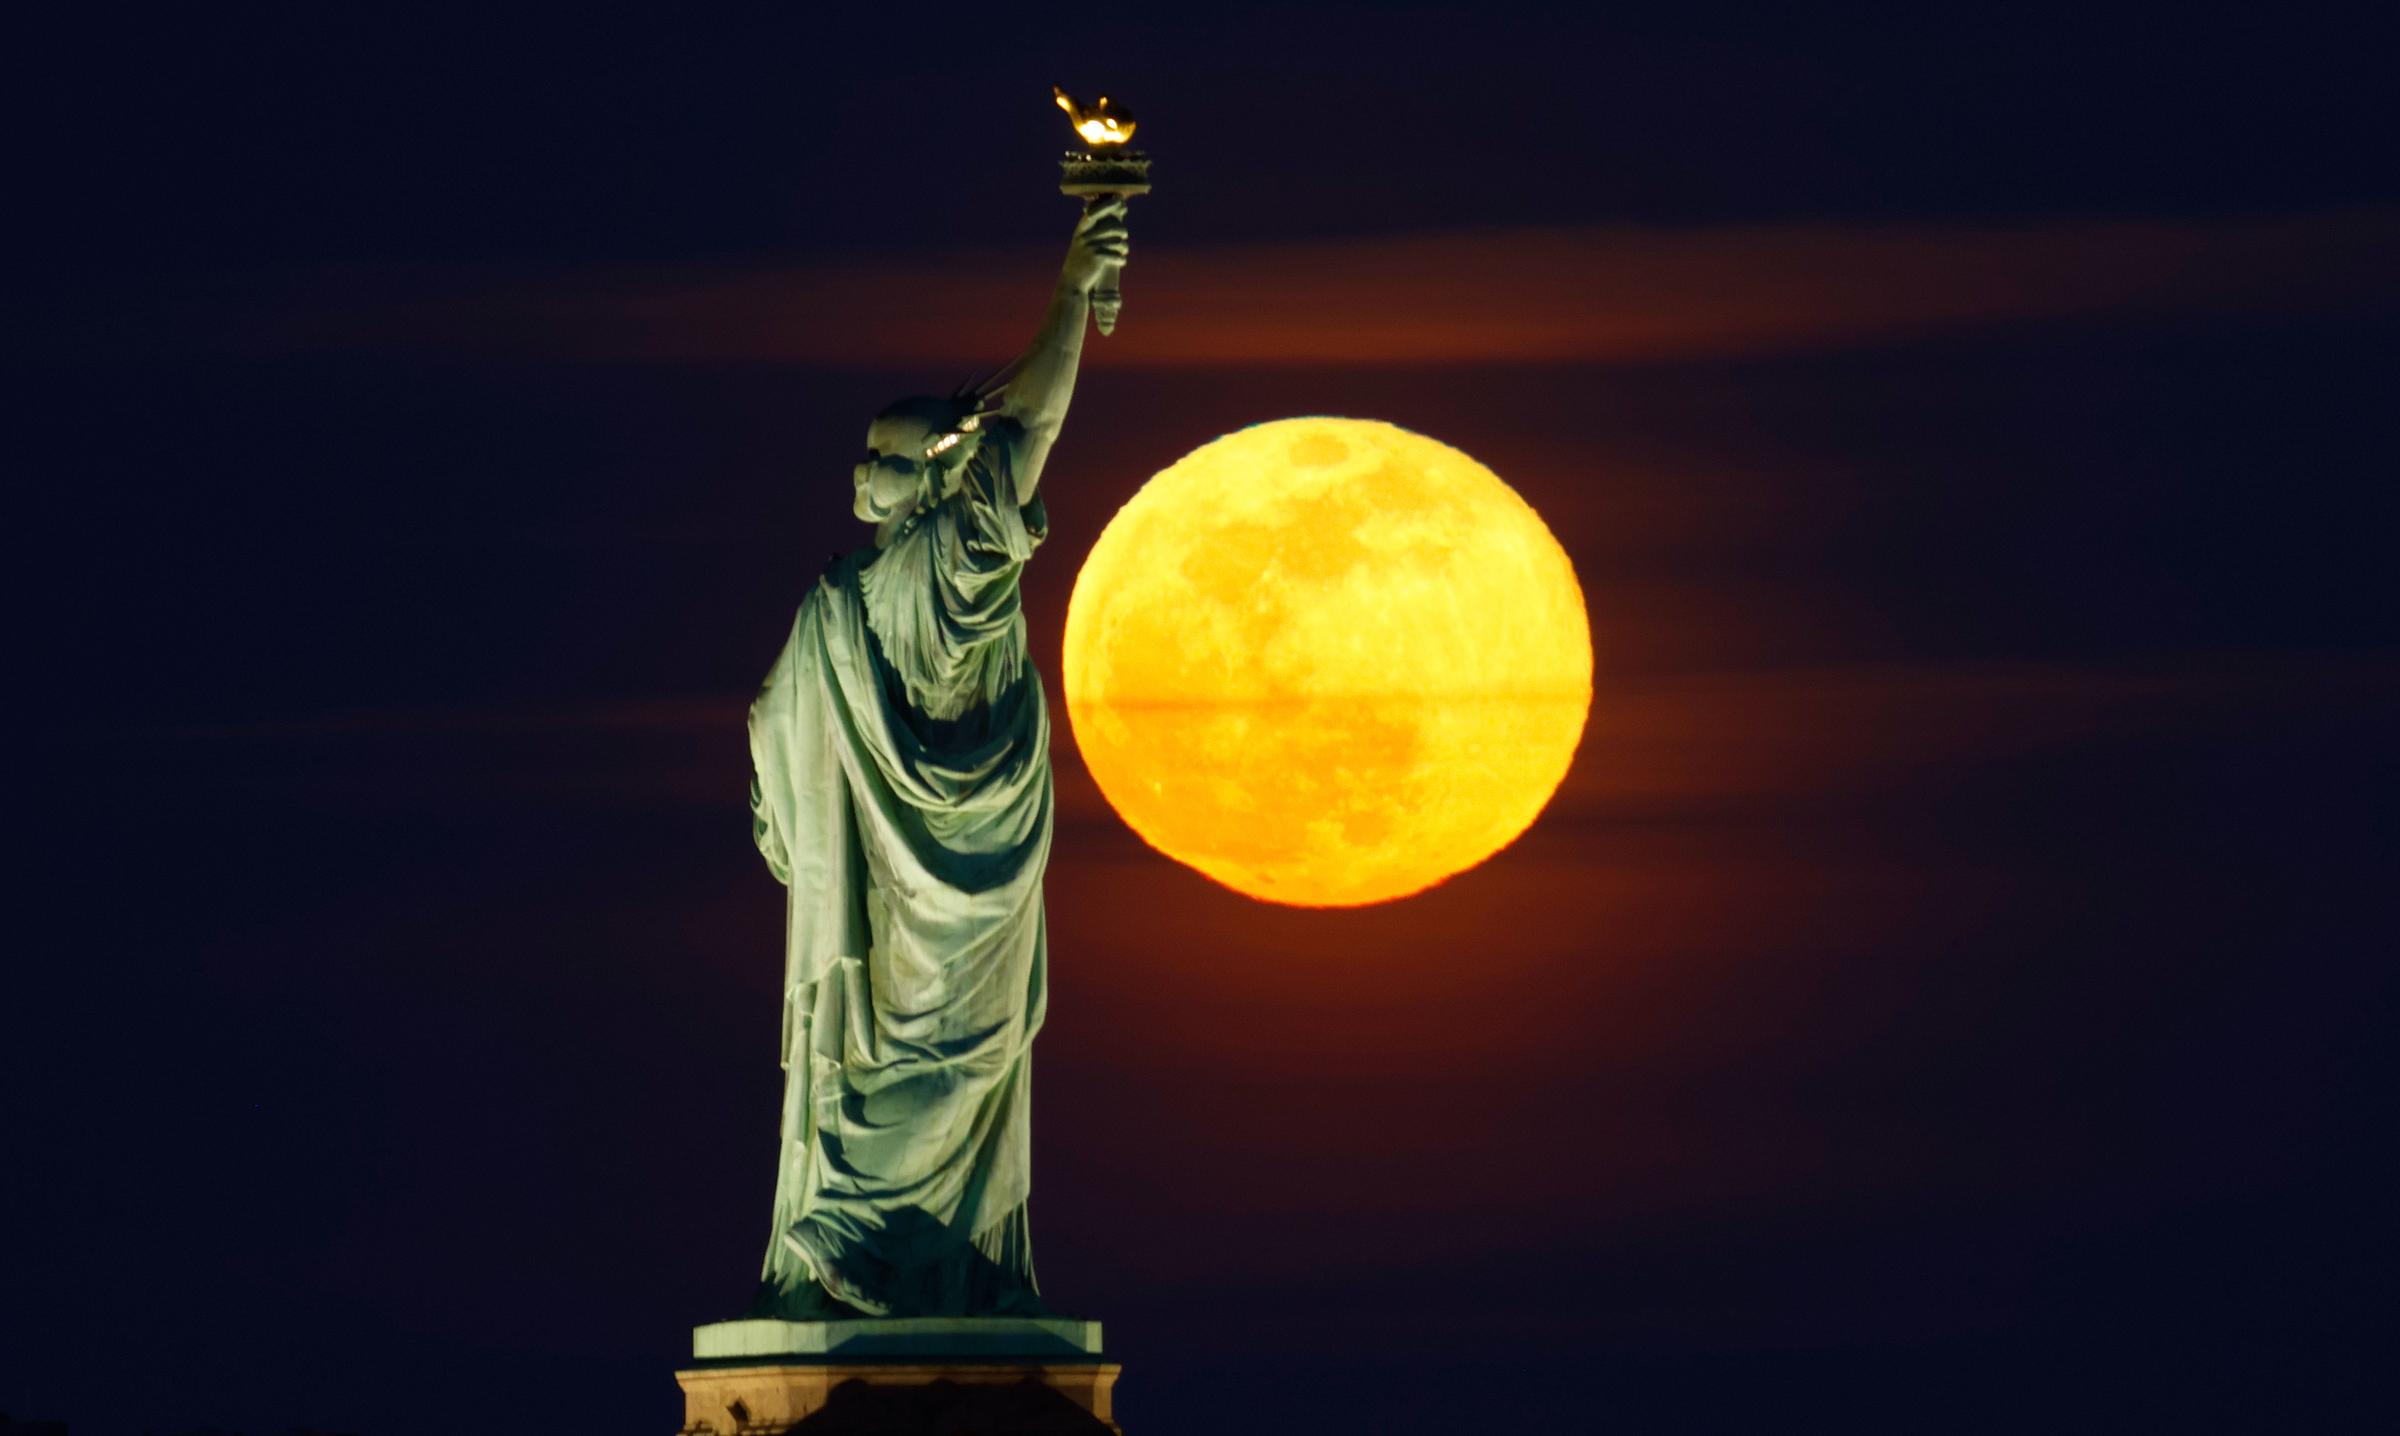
left=742, top=197, right=1130, bottom=1319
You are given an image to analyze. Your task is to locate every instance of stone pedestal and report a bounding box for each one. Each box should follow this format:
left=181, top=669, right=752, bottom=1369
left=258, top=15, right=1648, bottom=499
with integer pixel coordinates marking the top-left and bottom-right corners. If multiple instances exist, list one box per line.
left=676, top=1318, right=1121, bottom=1434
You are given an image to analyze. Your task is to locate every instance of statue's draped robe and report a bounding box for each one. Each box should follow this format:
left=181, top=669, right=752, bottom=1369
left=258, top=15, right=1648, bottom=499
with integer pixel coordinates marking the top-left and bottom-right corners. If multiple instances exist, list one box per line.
left=746, top=437, right=1052, bottom=1317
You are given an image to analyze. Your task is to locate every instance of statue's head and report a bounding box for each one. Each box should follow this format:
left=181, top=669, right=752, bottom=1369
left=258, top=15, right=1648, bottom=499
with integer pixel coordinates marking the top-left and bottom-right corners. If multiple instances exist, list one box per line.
left=853, top=395, right=987, bottom=536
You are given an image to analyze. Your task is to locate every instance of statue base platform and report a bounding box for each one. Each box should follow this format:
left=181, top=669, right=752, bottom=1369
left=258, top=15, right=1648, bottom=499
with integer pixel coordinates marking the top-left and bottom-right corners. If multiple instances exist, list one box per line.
left=693, top=1316, right=1102, bottom=1361
left=678, top=1319, right=1120, bottom=1433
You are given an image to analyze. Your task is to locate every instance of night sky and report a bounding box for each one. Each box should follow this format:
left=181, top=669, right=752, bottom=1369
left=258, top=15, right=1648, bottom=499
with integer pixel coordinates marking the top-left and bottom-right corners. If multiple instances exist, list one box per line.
left=6, top=7, right=2394, bottom=1433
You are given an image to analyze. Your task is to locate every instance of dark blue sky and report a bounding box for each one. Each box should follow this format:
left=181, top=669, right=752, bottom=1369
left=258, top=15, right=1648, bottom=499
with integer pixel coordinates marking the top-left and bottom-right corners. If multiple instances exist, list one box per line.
left=5, top=6, right=2393, bottom=1433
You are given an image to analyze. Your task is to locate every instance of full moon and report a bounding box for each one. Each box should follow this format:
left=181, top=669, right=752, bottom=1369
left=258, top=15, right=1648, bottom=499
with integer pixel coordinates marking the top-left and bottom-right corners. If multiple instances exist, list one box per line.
left=1063, top=417, right=1592, bottom=906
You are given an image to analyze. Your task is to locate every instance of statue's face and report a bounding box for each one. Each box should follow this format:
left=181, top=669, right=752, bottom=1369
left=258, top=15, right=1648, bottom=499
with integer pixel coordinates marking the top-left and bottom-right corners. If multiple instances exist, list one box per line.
left=854, top=412, right=980, bottom=524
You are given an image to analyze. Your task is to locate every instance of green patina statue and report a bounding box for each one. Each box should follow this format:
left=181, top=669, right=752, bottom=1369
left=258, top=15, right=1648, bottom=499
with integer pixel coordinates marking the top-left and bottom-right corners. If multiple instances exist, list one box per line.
left=742, top=197, right=1130, bottom=1319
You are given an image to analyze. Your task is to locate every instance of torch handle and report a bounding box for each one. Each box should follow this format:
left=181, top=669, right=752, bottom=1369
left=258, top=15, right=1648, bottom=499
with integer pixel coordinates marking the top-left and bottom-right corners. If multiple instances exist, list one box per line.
left=1092, top=260, right=1125, bottom=337
left=1061, top=157, right=1149, bottom=336
left=1083, top=192, right=1130, bottom=336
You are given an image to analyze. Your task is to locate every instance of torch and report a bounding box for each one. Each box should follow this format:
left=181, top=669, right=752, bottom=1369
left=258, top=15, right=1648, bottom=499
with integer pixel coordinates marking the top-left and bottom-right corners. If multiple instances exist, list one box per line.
left=1054, top=86, right=1150, bottom=337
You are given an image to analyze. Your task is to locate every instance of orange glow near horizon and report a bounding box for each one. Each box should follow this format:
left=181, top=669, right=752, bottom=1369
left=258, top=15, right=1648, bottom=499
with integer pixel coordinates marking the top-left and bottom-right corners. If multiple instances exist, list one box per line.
left=1062, top=418, right=1593, bottom=906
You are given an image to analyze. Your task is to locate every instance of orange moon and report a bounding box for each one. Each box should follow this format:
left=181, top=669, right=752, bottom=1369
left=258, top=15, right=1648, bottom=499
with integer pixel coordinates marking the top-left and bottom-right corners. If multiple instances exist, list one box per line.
left=1062, top=417, right=1592, bottom=906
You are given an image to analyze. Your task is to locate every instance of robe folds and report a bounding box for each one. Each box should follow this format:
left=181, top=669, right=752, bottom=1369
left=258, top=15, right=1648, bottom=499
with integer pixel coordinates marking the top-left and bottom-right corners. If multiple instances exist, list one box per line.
left=746, top=446, right=1052, bottom=1318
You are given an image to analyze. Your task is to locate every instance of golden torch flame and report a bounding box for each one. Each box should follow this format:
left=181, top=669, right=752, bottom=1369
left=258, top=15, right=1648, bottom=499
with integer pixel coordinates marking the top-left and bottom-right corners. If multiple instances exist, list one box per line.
left=1054, top=86, right=1136, bottom=146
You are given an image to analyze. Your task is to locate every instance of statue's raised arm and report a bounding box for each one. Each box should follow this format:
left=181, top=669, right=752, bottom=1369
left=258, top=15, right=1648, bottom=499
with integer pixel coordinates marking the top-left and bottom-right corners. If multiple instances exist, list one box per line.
left=998, top=198, right=1129, bottom=503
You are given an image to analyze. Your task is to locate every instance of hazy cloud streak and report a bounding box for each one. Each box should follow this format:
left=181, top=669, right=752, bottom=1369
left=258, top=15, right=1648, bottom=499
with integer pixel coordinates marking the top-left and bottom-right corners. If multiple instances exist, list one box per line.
left=272, top=210, right=2400, bottom=366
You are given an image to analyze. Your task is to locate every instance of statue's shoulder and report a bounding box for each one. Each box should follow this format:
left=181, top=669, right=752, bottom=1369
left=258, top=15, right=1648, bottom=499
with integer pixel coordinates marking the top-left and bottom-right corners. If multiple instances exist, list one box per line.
left=978, top=414, right=1034, bottom=472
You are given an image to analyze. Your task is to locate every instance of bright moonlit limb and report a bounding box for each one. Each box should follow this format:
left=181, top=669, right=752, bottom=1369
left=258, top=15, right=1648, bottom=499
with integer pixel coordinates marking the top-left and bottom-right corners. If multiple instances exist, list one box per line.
left=1063, top=417, right=1593, bottom=907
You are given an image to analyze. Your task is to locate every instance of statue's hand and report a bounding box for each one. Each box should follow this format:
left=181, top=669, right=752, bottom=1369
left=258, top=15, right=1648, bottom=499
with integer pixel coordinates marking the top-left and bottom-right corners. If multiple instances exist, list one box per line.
left=1061, top=198, right=1130, bottom=296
